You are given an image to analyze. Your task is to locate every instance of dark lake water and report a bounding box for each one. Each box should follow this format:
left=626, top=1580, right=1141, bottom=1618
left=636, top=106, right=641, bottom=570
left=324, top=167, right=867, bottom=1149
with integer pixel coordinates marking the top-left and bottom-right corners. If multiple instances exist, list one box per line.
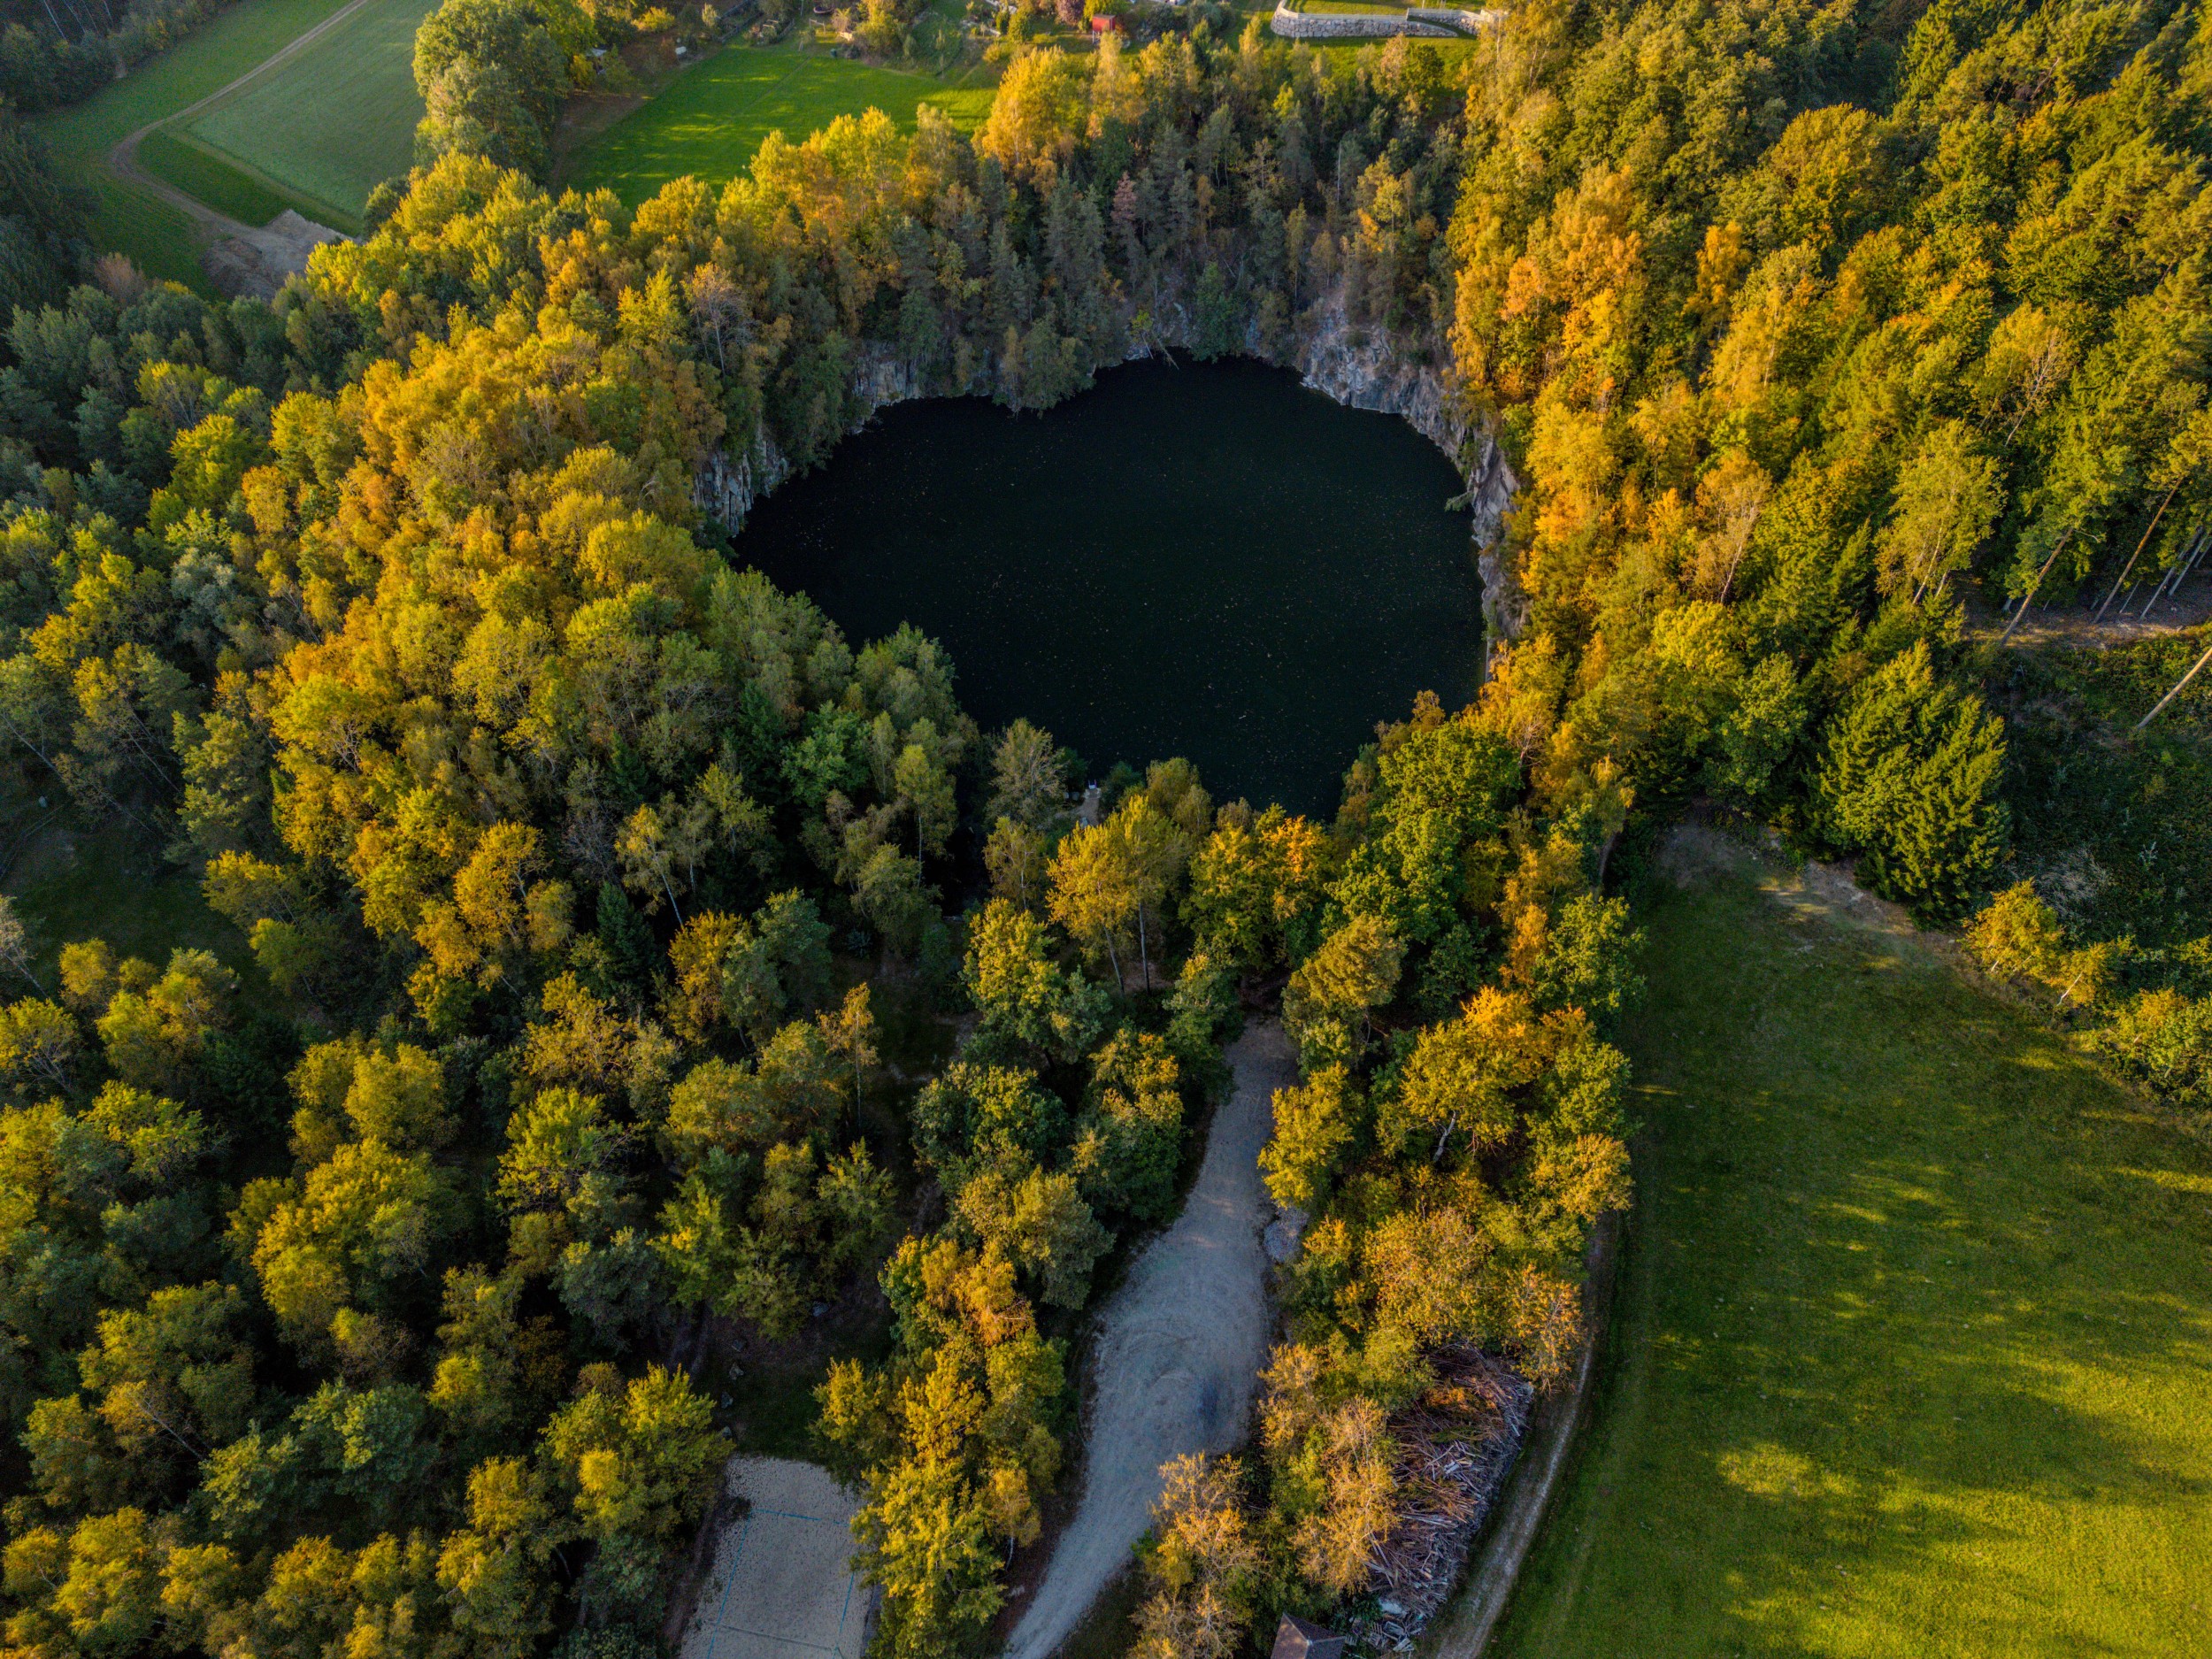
left=734, top=357, right=1481, bottom=816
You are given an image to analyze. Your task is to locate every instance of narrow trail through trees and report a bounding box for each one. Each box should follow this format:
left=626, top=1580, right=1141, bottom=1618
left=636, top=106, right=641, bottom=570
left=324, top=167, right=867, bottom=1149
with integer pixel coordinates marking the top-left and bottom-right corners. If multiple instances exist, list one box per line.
left=1968, top=585, right=2212, bottom=649
left=1000, top=1019, right=1294, bottom=1659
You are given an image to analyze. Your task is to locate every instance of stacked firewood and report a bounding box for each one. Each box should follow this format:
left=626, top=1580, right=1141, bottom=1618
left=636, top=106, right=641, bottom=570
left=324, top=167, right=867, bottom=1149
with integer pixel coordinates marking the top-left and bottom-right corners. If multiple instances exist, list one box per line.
left=1347, top=1348, right=1533, bottom=1653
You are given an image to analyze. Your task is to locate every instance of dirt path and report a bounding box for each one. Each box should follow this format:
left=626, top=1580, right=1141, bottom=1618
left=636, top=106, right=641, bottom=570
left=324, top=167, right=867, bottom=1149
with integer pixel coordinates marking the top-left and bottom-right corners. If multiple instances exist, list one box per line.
left=1001, top=1019, right=1294, bottom=1659
left=1965, top=580, right=2212, bottom=649
left=105, top=0, right=370, bottom=291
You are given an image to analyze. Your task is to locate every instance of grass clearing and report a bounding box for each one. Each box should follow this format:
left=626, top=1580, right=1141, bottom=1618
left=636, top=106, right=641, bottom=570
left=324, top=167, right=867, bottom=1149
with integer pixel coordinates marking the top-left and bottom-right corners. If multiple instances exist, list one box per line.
left=35, top=0, right=360, bottom=284
left=564, top=43, right=995, bottom=209
left=1993, top=629, right=2212, bottom=950
left=61, top=170, right=204, bottom=289
left=1491, top=839, right=2212, bottom=1657
left=909, top=0, right=972, bottom=73
left=4, top=819, right=247, bottom=984
left=136, top=128, right=298, bottom=227
left=179, top=0, right=433, bottom=229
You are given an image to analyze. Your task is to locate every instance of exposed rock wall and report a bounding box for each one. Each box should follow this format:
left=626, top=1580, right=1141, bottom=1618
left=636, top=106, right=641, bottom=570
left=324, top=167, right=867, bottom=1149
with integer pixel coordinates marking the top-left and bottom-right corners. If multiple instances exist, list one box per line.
left=1294, top=294, right=1464, bottom=456
left=850, top=344, right=926, bottom=412
left=693, top=298, right=1526, bottom=646
left=694, top=429, right=793, bottom=532
left=693, top=343, right=914, bottom=528
left=1286, top=293, right=1524, bottom=643
left=1470, top=436, right=1527, bottom=646
left=1407, top=4, right=1501, bottom=26
left=1269, top=5, right=1458, bottom=39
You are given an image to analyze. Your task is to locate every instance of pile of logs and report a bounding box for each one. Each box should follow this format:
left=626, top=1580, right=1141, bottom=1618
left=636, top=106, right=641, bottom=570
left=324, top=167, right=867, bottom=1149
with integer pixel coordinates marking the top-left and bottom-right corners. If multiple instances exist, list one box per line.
left=1348, top=1348, right=1532, bottom=1653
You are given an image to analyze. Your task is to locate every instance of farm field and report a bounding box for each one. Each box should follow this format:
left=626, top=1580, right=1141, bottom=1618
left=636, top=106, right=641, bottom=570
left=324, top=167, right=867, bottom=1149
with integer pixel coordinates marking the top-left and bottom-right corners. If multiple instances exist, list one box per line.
left=34, top=0, right=359, bottom=284
left=564, top=43, right=995, bottom=209
left=1492, top=838, right=2212, bottom=1657
left=137, top=127, right=297, bottom=227
left=174, top=0, right=434, bottom=231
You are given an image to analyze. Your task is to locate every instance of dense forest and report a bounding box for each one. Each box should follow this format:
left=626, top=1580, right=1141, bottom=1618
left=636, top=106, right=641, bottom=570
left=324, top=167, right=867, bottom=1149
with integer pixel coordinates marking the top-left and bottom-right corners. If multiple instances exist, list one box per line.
left=0, top=0, right=2203, bottom=1652
left=0, top=0, right=234, bottom=113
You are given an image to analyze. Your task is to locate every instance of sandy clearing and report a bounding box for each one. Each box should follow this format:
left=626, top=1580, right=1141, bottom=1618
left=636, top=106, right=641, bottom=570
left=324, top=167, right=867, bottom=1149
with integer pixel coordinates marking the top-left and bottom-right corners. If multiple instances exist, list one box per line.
left=1001, top=1018, right=1295, bottom=1659
left=680, top=1457, right=876, bottom=1659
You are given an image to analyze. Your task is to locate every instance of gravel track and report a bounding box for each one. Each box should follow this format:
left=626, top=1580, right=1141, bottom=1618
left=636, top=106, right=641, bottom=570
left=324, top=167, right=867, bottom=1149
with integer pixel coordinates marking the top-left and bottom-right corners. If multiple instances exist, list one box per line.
left=1001, top=1018, right=1294, bottom=1659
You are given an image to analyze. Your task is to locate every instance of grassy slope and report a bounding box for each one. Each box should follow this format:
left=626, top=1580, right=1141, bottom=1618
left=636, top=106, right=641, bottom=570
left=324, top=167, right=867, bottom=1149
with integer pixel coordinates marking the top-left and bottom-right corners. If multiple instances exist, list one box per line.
left=183, top=0, right=433, bottom=227
left=35, top=0, right=359, bottom=286
left=564, top=43, right=995, bottom=210
left=1493, top=844, right=2212, bottom=1657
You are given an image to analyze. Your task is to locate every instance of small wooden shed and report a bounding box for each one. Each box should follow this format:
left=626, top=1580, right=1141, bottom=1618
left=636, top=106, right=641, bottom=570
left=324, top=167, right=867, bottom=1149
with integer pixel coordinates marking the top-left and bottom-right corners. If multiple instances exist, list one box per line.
left=1271, top=1615, right=1348, bottom=1659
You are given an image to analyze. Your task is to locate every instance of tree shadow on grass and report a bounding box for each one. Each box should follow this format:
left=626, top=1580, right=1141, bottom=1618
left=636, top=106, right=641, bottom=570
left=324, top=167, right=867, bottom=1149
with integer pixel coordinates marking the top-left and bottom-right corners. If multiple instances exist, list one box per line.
left=1495, top=864, right=2212, bottom=1659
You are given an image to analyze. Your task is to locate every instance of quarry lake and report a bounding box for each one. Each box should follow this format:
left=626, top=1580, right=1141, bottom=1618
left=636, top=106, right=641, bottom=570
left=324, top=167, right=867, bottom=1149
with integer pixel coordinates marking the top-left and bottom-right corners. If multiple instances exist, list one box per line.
left=733, top=357, right=1482, bottom=815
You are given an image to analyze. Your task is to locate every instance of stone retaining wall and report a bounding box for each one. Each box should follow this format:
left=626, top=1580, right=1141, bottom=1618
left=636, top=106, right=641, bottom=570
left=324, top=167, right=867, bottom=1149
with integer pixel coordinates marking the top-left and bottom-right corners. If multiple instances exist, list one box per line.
left=1409, top=4, right=1501, bottom=26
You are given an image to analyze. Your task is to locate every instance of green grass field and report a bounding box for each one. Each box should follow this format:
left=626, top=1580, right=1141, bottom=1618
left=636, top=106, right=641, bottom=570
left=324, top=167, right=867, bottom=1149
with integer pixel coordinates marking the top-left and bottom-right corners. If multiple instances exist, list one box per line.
left=136, top=127, right=298, bottom=227
left=178, top=0, right=433, bottom=230
left=35, top=0, right=360, bottom=286
left=909, top=0, right=972, bottom=72
left=1494, top=838, right=2212, bottom=1657
left=565, top=43, right=995, bottom=209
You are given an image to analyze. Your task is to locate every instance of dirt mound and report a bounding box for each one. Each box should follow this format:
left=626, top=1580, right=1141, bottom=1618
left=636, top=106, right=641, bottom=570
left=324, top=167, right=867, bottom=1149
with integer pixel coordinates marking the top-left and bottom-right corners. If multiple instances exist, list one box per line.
left=204, top=210, right=348, bottom=298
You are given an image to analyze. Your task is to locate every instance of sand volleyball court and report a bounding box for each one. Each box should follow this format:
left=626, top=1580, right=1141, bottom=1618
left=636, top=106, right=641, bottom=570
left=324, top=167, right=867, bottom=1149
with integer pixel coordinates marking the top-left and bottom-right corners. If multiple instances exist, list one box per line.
left=681, top=1458, right=875, bottom=1659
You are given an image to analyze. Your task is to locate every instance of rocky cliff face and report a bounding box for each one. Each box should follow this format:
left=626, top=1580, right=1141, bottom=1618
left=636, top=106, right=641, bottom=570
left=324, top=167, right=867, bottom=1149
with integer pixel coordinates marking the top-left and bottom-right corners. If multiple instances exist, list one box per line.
left=692, top=296, right=1525, bottom=644
left=694, top=430, right=794, bottom=533
left=1467, top=434, right=1527, bottom=649
left=693, top=344, right=924, bottom=531
left=850, top=346, right=927, bottom=414
left=1292, top=294, right=1465, bottom=455
left=1282, top=296, right=1527, bottom=647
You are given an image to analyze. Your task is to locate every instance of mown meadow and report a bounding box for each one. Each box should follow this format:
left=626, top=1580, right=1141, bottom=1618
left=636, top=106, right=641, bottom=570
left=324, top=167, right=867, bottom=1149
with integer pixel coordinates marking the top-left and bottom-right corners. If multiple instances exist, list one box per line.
left=1494, top=841, right=2212, bottom=1657
left=32, top=0, right=358, bottom=280
left=562, top=42, right=996, bottom=207
left=44, top=0, right=999, bottom=271
left=172, top=0, right=436, bottom=232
